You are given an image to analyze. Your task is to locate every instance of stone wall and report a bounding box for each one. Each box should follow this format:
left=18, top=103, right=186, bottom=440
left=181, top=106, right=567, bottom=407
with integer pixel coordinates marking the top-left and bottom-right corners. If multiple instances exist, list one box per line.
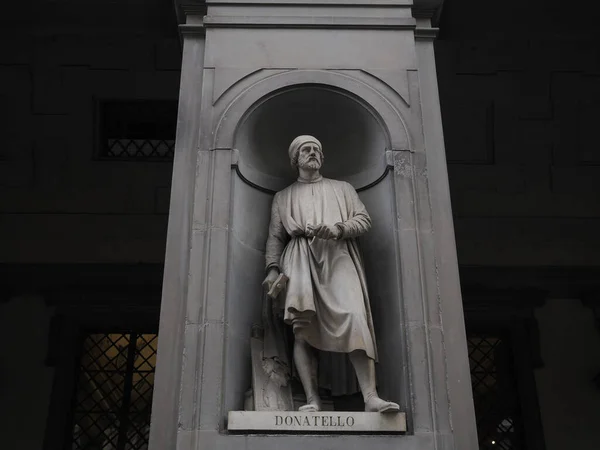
left=535, top=299, right=600, bottom=450
left=0, top=0, right=181, bottom=264
left=2, top=0, right=600, bottom=448
left=0, top=1, right=179, bottom=443
left=436, top=0, right=600, bottom=267
left=0, top=297, right=55, bottom=450
left=2, top=0, right=597, bottom=267
left=436, top=2, right=600, bottom=447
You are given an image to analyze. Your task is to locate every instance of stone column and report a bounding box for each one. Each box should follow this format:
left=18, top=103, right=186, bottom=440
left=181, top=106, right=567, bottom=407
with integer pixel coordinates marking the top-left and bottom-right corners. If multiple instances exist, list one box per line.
left=149, top=1, right=478, bottom=449
left=148, top=5, right=206, bottom=450
left=414, top=14, right=479, bottom=450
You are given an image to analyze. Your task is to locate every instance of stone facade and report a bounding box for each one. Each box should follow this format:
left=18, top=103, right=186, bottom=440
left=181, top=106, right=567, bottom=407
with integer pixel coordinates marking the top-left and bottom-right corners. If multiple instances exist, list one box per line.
left=0, top=0, right=180, bottom=265
left=436, top=0, right=600, bottom=267
left=150, top=1, right=478, bottom=449
left=1, top=1, right=600, bottom=450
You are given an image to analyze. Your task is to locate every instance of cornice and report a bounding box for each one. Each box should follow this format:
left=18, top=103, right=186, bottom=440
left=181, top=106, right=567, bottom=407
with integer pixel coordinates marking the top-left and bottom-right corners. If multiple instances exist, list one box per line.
left=178, top=1, right=207, bottom=17
left=174, top=0, right=445, bottom=24
left=179, top=23, right=205, bottom=35
left=460, top=266, right=600, bottom=299
left=412, top=8, right=437, bottom=19
left=412, top=0, right=445, bottom=23
left=415, top=26, right=439, bottom=40
left=42, top=286, right=162, bottom=307
left=0, top=263, right=164, bottom=305
left=207, top=0, right=412, bottom=4
left=201, top=15, right=416, bottom=29
left=462, top=287, right=547, bottom=318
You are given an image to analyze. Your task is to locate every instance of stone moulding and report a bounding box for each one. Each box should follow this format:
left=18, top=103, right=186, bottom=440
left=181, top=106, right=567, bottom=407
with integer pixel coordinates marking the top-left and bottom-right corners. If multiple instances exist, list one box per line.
left=213, top=69, right=416, bottom=194
left=179, top=23, right=205, bottom=35
left=205, top=0, right=413, bottom=5
left=214, top=69, right=413, bottom=151
left=202, top=16, right=417, bottom=30
left=414, top=26, right=439, bottom=40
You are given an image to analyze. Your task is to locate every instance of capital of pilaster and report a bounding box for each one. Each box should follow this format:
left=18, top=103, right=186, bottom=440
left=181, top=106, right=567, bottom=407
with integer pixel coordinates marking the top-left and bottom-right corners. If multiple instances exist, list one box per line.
left=174, top=0, right=445, bottom=25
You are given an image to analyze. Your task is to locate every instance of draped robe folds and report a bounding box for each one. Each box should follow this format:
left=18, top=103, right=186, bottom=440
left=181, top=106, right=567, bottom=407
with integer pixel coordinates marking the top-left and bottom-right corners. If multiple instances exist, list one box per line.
left=265, top=178, right=378, bottom=394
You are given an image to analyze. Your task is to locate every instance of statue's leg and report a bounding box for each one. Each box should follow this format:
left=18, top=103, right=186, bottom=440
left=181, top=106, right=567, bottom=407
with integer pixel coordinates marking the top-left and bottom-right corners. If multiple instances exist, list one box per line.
left=349, top=350, right=400, bottom=413
left=294, top=337, right=322, bottom=412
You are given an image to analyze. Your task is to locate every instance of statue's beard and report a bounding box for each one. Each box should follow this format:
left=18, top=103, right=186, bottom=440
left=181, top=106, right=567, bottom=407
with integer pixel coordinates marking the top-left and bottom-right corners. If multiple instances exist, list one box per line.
left=298, top=156, right=322, bottom=170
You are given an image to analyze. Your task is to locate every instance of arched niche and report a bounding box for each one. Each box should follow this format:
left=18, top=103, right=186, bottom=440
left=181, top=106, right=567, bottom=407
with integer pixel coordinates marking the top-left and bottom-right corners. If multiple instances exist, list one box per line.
left=233, top=85, right=390, bottom=191
left=223, top=80, right=409, bottom=416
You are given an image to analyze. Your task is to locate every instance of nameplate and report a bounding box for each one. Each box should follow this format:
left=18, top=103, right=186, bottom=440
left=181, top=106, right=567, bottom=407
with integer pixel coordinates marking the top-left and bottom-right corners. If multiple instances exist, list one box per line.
left=227, top=411, right=406, bottom=433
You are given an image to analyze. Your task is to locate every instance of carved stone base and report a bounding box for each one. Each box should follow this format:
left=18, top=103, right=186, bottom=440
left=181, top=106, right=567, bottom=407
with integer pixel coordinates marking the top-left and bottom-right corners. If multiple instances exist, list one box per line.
left=249, top=336, right=294, bottom=411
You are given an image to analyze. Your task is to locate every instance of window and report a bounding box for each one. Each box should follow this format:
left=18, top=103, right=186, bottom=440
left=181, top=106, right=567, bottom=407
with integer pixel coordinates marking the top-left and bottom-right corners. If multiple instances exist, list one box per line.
left=468, top=333, right=525, bottom=450
left=96, top=100, right=177, bottom=161
left=69, top=332, right=158, bottom=450
left=464, top=289, right=546, bottom=450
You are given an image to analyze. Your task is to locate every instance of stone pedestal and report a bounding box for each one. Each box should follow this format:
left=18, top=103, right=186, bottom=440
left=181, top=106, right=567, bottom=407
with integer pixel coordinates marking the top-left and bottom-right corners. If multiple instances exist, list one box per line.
left=228, top=411, right=407, bottom=433
left=149, top=1, right=478, bottom=449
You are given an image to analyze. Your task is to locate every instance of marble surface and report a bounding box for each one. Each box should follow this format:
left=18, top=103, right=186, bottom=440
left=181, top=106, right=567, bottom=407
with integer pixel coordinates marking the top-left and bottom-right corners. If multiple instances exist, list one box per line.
left=262, top=135, right=399, bottom=413
left=228, top=411, right=406, bottom=433
left=151, top=2, right=478, bottom=445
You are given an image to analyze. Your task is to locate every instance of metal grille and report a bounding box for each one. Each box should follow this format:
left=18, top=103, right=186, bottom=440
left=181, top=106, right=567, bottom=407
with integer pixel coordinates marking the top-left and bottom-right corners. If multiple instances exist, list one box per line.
left=70, top=332, right=158, bottom=450
left=97, top=100, right=177, bottom=161
left=468, top=334, right=524, bottom=450
left=106, top=139, right=175, bottom=159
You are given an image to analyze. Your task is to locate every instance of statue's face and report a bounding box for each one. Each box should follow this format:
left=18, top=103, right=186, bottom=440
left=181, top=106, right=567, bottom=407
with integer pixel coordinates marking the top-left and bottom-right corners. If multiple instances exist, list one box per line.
left=297, top=143, right=323, bottom=170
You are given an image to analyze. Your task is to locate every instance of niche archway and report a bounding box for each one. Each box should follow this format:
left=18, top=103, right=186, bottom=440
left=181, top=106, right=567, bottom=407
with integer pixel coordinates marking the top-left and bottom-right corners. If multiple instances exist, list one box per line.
left=223, top=82, right=409, bottom=416
left=233, top=84, right=391, bottom=192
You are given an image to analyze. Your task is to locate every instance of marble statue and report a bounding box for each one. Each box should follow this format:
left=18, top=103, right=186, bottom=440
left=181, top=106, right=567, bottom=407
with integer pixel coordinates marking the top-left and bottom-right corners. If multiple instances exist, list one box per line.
left=263, top=135, right=400, bottom=413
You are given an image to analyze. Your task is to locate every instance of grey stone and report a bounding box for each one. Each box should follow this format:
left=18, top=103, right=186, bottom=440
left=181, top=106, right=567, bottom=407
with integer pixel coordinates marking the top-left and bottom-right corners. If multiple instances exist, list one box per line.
left=227, top=411, right=407, bottom=433
left=151, top=2, right=478, bottom=449
left=260, top=135, right=400, bottom=414
left=249, top=336, right=293, bottom=411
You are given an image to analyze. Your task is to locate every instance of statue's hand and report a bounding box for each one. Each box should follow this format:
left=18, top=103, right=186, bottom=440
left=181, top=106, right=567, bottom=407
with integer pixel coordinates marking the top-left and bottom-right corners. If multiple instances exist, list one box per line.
left=305, top=223, right=316, bottom=238
left=313, top=224, right=342, bottom=240
left=262, top=267, right=280, bottom=292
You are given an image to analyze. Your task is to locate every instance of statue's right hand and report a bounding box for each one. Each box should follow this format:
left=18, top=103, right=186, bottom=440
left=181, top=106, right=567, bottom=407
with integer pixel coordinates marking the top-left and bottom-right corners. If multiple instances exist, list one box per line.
left=262, top=267, right=280, bottom=292
left=305, top=223, right=315, bottom=238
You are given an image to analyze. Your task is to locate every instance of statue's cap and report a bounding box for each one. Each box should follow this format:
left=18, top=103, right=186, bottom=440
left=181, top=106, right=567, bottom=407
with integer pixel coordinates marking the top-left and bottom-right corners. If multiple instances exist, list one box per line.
left=288, top=135, right=322, bottom=160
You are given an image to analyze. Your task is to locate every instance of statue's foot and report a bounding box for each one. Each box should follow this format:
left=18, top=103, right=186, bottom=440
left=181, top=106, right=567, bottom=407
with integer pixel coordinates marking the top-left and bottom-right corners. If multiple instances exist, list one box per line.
left=365, top=396, right=400, bottom=413
left=298, top=397, right=322, bottom=412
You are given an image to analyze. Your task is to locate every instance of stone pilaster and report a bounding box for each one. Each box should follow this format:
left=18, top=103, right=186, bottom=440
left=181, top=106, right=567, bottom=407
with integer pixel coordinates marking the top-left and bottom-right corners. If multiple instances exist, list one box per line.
left=150, top=1, right=478, bottom=449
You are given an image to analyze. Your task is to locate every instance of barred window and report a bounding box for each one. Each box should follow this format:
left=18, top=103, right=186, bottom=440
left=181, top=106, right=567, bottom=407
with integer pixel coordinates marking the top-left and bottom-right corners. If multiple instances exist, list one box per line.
left=97, top=100, right=177, bottom=161
left=468, top=333, right=525, bottom=450
left=69, top=332, right=158, bottom=450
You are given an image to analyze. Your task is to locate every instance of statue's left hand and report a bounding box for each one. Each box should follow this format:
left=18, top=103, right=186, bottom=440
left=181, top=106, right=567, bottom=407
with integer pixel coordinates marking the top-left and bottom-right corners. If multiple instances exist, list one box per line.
left=263, top=267, right=280, bottom=292
left=312, top=224, right=341, bottom=240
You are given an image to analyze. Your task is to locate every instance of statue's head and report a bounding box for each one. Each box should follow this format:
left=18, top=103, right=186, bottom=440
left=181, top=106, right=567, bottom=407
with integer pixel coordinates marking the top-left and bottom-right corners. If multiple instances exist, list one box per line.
left=288, top=135, right=324, bottom=171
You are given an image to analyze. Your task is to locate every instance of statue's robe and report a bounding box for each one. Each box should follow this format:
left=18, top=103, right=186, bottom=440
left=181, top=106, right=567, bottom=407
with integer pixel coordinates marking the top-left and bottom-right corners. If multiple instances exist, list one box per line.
left=265, top=177, right=377, bottom=394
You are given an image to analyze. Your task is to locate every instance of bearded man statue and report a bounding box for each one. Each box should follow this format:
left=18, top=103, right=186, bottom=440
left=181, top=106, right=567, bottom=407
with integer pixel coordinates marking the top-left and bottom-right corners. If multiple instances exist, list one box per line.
left=263, top=135, right=399, bottom=413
